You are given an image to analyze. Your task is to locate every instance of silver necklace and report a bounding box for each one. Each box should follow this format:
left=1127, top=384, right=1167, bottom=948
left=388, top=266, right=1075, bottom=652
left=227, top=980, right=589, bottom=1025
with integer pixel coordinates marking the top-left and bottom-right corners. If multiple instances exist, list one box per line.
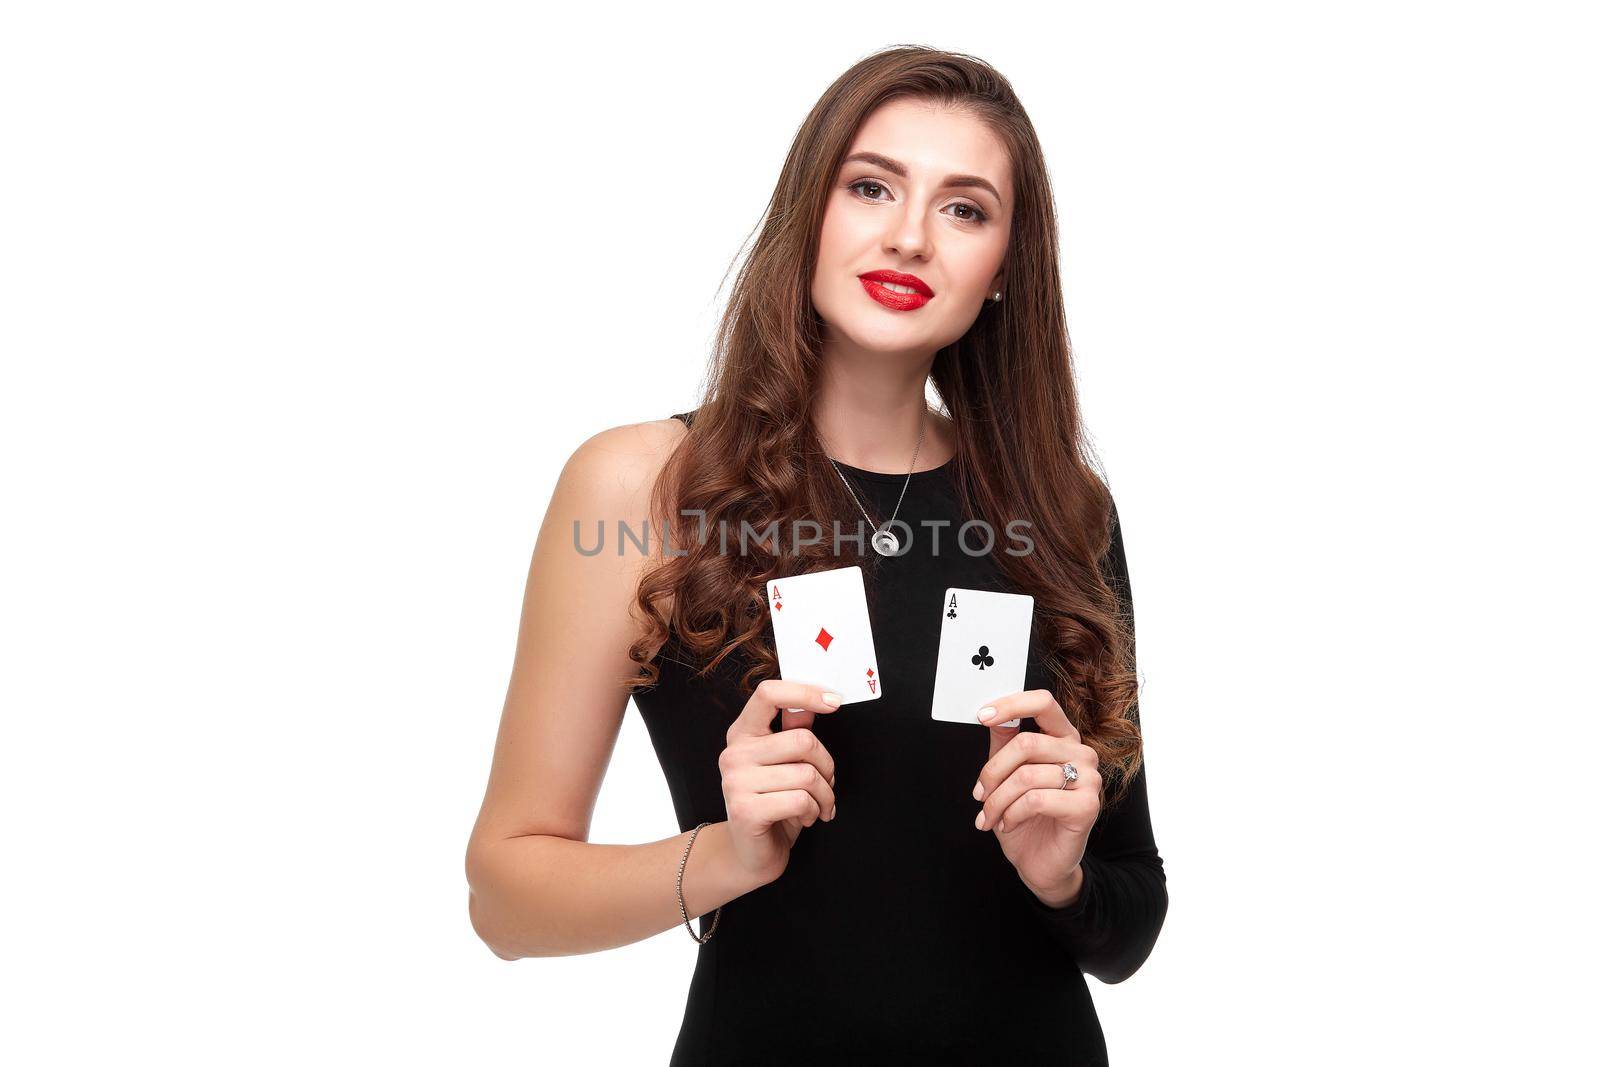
left=825, top=413, right=926, bottom=557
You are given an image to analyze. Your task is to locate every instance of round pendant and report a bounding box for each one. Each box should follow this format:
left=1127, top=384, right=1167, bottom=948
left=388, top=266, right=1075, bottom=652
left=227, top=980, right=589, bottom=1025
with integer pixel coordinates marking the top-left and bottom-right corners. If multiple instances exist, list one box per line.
left=871, top=528, right=900, bottom=556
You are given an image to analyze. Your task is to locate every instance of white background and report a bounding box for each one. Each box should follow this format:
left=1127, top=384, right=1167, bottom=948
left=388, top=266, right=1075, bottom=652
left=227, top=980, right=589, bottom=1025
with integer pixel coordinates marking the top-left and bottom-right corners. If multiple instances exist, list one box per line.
left=3, top=3, right=1595, bottom=1063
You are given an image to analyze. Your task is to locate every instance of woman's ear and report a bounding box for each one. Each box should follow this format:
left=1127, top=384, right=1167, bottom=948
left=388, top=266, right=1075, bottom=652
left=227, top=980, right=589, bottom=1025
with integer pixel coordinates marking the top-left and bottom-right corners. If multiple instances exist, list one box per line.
left=986, top=272, right=1005, bottom=301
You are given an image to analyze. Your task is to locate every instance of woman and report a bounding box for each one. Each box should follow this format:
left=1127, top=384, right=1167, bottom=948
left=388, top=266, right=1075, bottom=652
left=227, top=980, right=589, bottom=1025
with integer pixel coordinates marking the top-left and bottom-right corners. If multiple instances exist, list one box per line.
left=466, top=46, right=1167, bottom=1065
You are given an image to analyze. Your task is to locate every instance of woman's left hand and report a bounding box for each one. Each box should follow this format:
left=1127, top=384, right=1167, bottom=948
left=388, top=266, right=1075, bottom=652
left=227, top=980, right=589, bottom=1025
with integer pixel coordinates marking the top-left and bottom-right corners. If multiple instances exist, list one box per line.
left=971, top=689, right=1102, bottom=906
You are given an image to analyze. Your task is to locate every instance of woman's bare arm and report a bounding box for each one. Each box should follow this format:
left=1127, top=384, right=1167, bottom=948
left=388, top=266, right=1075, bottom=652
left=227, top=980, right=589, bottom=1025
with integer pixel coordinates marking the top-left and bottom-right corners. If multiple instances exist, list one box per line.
left=464, top=418, right=770, bottom=959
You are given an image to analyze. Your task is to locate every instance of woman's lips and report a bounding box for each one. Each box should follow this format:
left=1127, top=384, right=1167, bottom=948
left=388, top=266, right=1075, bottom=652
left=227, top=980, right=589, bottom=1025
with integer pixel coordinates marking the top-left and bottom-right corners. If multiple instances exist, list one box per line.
left=859, top=275, right=932, bottom=311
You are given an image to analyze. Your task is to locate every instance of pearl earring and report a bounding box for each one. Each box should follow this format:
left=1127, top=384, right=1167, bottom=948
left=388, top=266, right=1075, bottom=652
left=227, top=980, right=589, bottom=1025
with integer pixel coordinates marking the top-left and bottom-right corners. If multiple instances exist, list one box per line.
left=991, top=290, right=1003, bottom=302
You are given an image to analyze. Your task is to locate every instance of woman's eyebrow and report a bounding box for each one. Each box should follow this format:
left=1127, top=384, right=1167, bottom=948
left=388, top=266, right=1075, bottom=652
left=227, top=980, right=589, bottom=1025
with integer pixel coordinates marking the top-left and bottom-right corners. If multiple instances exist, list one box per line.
left=841, top=151, right=1003, bottom=207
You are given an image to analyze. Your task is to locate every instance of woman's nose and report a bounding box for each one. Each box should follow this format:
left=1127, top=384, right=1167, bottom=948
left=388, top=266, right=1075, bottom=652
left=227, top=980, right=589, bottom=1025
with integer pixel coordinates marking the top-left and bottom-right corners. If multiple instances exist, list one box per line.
left=883, top=206, right=931, bottom=260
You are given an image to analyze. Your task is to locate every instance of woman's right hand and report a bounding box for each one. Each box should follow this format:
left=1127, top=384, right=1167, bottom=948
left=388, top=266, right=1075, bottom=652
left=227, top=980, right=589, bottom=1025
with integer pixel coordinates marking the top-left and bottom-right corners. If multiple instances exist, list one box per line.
left=719, top=679, right=842, bottom=884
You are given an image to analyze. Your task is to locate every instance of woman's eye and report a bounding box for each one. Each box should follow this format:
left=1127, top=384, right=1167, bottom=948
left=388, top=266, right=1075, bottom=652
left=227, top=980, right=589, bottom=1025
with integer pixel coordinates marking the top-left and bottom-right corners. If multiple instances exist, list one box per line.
left=846, top=179, right=988, bottom=225
left=848, top=179, right=888, bottom=201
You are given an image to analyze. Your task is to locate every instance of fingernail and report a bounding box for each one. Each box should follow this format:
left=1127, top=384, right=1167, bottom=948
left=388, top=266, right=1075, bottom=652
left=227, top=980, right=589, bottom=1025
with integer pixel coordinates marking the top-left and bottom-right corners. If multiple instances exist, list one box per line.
left=822, top=692, right=843, bottom=707
left=785, top=707, right=803, bottom=713
left=974, top=810, right=988, bottom=831
left=972, top=781, right=984, bottom=801
left=978, top=707, right=996, bottom=722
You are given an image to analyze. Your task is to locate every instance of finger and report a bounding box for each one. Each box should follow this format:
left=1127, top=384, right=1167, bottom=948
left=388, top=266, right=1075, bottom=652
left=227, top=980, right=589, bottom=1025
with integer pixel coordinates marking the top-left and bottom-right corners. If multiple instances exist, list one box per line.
left=988, top=783, right=1100, bottom=834
left=734, top=761, right=838, bottom=822
left=976, top=688, right=1080, bottom=742
left=736, top=788, right=824, bottom=830
left=975, top=759, right=1091, bottom=831
left=972, top=732, right=1084, bottom=805
left=729, top=679, right=844, bottom=741
left=729, top=727, right=838, bottom=791
left=986, top=715, right=1024, bottom=760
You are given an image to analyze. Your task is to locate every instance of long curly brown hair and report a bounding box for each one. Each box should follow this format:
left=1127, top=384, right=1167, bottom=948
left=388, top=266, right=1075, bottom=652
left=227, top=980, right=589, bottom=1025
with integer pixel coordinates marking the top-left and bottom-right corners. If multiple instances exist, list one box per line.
left=623, top=45, right=1143, bottom=807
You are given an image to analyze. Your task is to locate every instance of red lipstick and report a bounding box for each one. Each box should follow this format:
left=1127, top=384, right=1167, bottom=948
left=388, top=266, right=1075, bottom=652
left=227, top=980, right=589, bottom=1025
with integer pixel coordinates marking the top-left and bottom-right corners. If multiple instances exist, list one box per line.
left=858, top=269, right=934, bottom=311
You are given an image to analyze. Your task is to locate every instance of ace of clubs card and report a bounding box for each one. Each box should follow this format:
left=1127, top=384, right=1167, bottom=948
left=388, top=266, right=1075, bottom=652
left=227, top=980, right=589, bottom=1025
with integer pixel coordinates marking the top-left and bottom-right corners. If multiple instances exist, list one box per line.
left=931, top=587, right=1034, bottom=727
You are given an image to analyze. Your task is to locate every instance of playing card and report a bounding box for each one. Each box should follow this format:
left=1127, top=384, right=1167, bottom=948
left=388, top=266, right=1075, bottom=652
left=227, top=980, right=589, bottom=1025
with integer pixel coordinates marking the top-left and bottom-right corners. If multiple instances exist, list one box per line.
left=930, top=587, right=1034, bottom=726
left=765, top=565, right=883, bottom=704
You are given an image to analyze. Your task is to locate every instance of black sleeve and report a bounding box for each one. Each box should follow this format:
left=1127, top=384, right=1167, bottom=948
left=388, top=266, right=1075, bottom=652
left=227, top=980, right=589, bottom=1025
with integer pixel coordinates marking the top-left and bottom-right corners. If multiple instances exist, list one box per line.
left=1024, top=497, right=1169, bottom=983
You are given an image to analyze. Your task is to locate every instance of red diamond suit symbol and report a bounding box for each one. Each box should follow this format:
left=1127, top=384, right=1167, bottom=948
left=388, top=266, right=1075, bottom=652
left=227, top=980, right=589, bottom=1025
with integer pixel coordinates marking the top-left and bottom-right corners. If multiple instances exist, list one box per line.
left=814, top=627, right=833, bottom=651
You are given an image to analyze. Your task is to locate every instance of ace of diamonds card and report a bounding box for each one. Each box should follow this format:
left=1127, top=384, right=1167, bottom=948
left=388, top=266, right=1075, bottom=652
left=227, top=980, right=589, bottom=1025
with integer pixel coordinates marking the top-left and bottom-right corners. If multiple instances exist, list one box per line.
left=765, top=565, right=883, bottom=704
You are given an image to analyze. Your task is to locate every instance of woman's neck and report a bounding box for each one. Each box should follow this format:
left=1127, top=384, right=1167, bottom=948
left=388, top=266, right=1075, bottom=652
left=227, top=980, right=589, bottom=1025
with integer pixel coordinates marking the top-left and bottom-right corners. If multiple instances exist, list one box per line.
left=810, top=363, right=955, bottom=474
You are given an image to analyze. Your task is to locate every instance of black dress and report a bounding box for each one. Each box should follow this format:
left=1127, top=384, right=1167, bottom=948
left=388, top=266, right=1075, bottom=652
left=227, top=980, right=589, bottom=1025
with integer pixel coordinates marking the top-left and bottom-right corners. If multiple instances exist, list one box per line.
left=632, top=409, right=1167, bottom=1066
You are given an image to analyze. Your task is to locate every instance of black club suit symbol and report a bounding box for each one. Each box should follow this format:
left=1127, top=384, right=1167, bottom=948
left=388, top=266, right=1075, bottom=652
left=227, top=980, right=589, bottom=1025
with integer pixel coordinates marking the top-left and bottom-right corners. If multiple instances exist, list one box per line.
left=971, top=645, right=994, bottom=670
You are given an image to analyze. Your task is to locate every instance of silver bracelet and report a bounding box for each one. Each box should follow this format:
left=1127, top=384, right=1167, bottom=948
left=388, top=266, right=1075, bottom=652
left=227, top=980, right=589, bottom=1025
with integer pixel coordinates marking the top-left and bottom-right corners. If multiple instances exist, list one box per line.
left=677, top=821, right=722, bottom=944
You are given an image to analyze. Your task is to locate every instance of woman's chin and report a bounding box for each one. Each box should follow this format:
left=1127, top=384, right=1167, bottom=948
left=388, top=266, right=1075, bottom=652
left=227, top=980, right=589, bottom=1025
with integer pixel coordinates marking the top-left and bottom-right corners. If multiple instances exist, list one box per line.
left=829, top=319, right=944, bottom=358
